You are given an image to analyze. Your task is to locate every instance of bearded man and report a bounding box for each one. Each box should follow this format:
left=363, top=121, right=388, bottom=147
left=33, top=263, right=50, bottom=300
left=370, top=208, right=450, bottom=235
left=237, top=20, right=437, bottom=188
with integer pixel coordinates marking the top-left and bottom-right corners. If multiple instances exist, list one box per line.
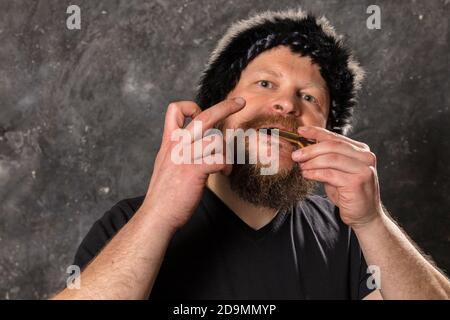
left=54, top=8, right=450, bottom=300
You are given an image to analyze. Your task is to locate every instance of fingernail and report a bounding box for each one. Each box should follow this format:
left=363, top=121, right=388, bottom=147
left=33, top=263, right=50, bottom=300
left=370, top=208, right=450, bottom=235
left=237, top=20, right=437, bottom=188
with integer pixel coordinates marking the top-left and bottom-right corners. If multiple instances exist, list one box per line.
left=298, top=127, right=308, bottom=133
left=233, top=97, right=246, bottom=106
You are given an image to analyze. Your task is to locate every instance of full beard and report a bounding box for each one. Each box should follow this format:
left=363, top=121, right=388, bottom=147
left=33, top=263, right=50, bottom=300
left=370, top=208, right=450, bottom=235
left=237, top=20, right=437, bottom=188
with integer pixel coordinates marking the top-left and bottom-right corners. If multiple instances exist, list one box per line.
left=229, top=162, right=315, bottom=210
left=226, top=114, right=317, bottom=210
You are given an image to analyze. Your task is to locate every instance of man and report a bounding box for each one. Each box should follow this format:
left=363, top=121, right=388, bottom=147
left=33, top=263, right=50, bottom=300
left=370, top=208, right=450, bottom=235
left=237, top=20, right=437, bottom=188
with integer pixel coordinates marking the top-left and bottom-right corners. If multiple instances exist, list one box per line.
left=54, top=8, right=450, bottom=299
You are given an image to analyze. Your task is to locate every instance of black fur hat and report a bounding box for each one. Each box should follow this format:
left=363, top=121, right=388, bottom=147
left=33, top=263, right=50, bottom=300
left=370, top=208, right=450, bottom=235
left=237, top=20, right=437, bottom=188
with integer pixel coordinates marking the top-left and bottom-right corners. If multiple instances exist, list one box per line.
left=195, top=8, right=365, bottom=135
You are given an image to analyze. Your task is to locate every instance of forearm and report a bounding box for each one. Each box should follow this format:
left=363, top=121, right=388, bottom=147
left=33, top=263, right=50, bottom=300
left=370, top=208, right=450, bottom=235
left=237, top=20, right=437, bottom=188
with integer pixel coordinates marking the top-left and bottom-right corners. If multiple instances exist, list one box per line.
left=53, top=206, right=176, bottom=300
left=354, top=208, right=450, bottom=299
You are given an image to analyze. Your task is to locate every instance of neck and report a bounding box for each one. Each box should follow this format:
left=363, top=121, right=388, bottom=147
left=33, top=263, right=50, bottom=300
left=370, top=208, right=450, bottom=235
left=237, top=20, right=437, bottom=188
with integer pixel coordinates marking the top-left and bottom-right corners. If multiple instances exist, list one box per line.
left=206, top=173, right=278, bottom=230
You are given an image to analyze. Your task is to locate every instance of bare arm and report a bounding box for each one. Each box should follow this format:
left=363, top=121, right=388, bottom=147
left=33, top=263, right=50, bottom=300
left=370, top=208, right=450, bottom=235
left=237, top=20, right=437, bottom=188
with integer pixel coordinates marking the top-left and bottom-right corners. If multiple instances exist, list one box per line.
left=52, top=206, right=175, bottom=299
left=293, top=126, right=450, bottom=300
left=52, top=98, right=246, bottom=300
left=355, top=207, right=450, bottom=300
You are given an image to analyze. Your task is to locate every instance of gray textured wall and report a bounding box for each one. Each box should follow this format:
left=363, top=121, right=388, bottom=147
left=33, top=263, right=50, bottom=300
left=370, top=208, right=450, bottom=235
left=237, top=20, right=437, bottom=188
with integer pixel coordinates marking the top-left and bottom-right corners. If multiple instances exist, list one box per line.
left=0, top=0, right=448, bottom=299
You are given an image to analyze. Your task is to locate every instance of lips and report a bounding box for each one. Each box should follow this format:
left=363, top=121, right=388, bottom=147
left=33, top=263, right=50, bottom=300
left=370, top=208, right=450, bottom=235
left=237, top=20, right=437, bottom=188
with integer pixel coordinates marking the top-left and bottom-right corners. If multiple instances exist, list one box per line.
left=257, top=125, right=292, bottom=133
left=256, top=127, right=297, bottom=152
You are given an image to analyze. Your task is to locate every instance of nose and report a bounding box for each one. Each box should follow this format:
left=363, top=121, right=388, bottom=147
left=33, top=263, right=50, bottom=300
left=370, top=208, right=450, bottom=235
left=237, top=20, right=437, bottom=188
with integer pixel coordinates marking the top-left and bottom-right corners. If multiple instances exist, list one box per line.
left=271, top=93, right=300, bottom=117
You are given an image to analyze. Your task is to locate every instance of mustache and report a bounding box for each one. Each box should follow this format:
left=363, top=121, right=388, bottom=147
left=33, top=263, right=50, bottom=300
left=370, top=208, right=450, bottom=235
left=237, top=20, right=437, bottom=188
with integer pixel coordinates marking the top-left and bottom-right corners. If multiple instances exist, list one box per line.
left=239, top=114, right=299, bottom=133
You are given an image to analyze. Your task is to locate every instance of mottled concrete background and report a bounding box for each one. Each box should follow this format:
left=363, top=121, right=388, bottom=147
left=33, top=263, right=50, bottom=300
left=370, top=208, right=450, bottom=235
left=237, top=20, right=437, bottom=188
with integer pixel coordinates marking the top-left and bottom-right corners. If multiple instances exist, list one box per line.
left=0, top=0, right=448, bottom=299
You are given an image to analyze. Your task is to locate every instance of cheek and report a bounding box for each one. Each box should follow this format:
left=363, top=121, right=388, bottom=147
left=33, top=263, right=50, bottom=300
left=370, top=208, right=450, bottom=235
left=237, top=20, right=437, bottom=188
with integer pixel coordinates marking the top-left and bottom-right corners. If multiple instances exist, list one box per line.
left=315, top=114, right=328, bottom=128
left=302, top=109, right=328, bottom=128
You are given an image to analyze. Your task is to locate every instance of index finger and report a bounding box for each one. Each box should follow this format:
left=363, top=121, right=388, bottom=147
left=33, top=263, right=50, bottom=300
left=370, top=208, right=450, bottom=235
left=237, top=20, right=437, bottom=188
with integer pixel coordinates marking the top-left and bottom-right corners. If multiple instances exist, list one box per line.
left=163, top=101, right=202, bottom=141
left=186, top=97, right=246, bottom=140
left=297, top=126, right=370, bottom=150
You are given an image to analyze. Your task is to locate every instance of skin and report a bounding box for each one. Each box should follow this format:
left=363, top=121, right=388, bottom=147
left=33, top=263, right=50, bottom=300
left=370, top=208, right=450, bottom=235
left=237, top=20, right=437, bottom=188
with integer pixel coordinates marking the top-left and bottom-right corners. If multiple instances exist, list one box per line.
left=207, top=46, right=330, bottom=230
left=53, top=46, right=450, bottom=300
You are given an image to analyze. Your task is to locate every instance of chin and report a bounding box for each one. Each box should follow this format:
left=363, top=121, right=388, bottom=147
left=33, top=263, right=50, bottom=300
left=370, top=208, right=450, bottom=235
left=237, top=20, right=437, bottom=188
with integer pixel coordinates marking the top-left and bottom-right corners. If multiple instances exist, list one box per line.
left=246, top=142, right=296, bottom=176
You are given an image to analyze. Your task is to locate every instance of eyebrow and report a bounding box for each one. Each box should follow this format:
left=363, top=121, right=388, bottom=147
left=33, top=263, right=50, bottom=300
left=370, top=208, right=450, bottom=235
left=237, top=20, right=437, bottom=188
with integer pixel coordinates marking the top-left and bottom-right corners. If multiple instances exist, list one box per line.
left=253, top=68, right=329, bottom=93
left=254, top=69, right=283, bottom=78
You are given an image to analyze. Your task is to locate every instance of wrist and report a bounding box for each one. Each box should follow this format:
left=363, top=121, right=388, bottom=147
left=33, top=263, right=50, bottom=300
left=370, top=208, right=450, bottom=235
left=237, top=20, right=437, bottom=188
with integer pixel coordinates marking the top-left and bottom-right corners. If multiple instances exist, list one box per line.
left=351, top=207, right=387, bottom=234
left=136, top=203, right=179, bottom=236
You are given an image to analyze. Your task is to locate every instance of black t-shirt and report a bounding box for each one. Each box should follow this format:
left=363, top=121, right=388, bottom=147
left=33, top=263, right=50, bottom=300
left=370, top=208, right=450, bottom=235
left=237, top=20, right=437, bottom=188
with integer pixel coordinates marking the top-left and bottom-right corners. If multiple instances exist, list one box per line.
left=74, top=187, right=374, bottom=299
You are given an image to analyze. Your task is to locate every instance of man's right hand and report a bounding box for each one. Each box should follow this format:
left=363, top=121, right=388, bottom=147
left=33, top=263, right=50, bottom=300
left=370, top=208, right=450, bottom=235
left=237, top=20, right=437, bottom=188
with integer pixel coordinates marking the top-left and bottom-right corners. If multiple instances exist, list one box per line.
left=53, top=98, right=245, bottom=300
left=140, top=97, right=246, bottom=231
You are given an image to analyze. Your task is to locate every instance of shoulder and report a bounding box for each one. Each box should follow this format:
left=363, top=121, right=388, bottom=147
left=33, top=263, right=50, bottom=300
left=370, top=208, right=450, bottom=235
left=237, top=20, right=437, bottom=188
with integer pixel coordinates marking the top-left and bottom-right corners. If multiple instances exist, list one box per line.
left=73, top=195, right=145, bottom=269
left=293, top=195, right=373, bottom=300
left=110, top=195, right=146, bottom=218
left=98, top=195, right=146, bottom=232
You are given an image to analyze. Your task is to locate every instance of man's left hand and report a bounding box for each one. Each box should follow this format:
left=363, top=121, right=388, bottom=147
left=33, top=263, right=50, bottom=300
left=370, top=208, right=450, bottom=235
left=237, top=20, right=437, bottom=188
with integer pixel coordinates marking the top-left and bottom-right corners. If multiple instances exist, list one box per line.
left=291, top=126, right=384, bottom=229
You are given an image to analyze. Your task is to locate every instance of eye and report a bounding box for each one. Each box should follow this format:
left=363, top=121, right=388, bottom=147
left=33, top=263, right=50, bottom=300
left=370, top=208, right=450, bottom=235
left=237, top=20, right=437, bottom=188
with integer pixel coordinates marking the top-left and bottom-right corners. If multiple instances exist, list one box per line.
left=257, top=80, right=274, bottom=89
left=301, top=93, right=320, bottom=106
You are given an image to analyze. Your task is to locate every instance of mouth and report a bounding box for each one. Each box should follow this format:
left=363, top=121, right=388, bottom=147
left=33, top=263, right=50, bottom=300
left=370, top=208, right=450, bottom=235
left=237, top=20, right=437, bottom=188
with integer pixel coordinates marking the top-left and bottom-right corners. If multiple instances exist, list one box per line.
left=257, top=124, right=291, bottom=133
left=257, top=126, right=316, bottom=149
left=256, top=126, right=298, bottom=151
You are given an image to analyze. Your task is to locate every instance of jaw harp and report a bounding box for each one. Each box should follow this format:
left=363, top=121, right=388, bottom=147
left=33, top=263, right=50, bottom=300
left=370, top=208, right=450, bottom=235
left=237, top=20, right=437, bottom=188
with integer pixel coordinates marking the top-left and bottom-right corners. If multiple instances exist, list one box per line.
left=265, top=128, right=316, bottom=148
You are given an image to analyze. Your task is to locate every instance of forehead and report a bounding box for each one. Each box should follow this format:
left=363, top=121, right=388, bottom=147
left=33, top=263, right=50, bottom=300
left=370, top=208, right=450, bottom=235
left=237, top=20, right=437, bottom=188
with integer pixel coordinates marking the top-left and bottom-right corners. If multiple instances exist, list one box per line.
left=241, top=46, right=327, bottom=88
